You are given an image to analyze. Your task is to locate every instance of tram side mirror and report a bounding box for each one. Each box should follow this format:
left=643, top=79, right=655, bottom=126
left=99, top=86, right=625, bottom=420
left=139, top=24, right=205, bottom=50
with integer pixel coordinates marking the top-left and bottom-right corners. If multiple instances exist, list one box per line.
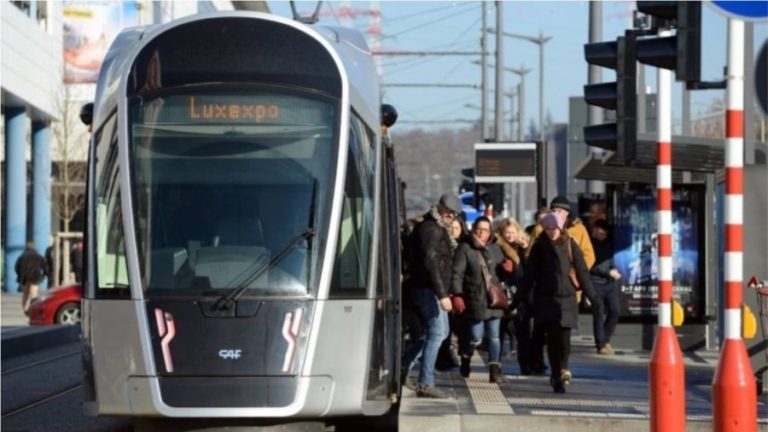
left=381, top=104, right=398, bottom=128
left=79, top=102, right=94, bottom=129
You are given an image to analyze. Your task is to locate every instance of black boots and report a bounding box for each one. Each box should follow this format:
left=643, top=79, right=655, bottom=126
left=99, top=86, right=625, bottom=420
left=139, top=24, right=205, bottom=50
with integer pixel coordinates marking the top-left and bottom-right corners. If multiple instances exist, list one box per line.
left=489, top=363, right=502, bottom=383
left=460, top=355, right=471, bottom=378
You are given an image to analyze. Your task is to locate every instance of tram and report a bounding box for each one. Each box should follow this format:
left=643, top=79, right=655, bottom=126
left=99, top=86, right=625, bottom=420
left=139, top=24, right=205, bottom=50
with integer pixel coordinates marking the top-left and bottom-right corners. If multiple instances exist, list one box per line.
left=79, top=11, right=402, bottom=429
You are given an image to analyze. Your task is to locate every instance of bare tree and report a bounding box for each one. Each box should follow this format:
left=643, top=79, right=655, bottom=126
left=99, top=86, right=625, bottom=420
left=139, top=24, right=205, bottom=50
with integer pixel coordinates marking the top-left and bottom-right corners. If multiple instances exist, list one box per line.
left=50, top=84, right=88, bottom=234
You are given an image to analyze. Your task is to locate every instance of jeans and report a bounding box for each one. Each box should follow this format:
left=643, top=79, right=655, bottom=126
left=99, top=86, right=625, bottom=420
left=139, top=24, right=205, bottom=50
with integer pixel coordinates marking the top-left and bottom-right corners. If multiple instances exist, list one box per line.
left=459, top=317, right=502, bottom=364
left=592, top=282, right=620, bottom=349
left=401, top=287, right=449, bottom=387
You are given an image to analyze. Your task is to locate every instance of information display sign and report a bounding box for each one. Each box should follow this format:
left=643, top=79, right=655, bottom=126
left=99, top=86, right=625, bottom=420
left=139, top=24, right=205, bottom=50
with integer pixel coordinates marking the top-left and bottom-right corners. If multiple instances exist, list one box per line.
left=474, top=142, right=537, bottom=183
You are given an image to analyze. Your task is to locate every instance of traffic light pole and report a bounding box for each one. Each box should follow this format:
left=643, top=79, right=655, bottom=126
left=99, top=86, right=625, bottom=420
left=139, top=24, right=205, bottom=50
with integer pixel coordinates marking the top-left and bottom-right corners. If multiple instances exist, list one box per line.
left=712, top=18, right=757, bottom=432
left=648, top=29, right=686, bottom=432
left=586, top=0, right=605, bottom=194
left=481, top=1, right=488, bottom=141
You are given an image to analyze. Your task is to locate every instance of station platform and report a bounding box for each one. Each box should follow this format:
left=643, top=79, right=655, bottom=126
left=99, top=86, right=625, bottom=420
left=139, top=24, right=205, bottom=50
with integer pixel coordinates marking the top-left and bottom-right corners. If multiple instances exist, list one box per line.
left=399, top=335, right=768, bottom=432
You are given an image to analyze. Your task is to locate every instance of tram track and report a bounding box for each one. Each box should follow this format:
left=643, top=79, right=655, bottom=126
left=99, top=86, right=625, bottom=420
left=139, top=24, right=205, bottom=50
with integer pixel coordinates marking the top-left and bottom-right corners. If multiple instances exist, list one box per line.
left=1, top=350, right=80, bottom=376
left=1, top=383, right=82, bottom=419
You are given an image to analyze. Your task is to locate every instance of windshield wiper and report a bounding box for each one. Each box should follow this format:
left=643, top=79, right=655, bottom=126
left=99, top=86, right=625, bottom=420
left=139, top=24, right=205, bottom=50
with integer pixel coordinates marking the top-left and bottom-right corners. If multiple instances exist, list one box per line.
left=213, top=228, right=316, bottom=311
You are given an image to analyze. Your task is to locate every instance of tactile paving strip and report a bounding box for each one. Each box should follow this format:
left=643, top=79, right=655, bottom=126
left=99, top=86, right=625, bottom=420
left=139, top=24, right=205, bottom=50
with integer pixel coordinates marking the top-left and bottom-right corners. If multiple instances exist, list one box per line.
left=464, top=355, right=514, bottom=415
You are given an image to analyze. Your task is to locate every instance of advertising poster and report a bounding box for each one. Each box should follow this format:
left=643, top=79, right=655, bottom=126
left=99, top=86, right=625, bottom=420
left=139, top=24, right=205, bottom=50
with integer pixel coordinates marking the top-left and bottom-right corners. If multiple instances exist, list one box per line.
left=612, top=186, right=702, bottom=320
left=63, top=2, right=139, bottom=83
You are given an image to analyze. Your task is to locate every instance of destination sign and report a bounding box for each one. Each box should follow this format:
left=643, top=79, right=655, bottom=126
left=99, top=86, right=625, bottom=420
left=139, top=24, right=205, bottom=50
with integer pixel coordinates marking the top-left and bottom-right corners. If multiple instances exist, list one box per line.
left=134, top=93, right=330, bottom=125
left=188, top=97, right=280, bottom=122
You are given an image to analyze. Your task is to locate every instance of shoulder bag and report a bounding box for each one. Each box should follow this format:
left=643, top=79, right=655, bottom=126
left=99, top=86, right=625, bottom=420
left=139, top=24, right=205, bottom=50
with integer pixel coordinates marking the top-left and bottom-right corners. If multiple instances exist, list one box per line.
left=476, top=250, right=507, bottom=310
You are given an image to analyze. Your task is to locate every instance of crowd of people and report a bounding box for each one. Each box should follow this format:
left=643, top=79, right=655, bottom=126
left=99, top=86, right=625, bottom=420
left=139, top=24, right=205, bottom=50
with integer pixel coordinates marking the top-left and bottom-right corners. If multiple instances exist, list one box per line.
left=401, top=193, right=621, bottom=397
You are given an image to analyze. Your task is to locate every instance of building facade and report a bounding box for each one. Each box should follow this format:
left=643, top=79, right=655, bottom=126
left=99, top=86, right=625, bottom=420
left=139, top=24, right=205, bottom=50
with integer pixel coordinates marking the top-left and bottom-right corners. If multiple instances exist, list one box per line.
left=1, top=0, right=268, bottom=292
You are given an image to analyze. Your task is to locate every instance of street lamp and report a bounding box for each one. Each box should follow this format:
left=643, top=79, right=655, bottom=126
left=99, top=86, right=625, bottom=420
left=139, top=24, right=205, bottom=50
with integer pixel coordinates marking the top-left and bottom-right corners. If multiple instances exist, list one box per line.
left=471, top=60, right=528, bottom=140
left=509, top=64, right=531, bottom=141
left=487, top=28, right=551, bottom=201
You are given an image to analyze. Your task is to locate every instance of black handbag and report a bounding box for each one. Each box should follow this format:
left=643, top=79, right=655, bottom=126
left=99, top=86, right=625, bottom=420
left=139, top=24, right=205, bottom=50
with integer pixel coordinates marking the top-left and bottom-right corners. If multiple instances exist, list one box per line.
left=476, top=251, right=507, bottom=310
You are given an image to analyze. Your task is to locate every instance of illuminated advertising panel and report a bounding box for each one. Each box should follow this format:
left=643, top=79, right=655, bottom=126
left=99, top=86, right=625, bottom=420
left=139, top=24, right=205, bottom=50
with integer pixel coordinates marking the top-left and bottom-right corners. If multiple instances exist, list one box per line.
left=63, top=1, right=139, bottom=83
left=610, top=185, right=704, bottom=321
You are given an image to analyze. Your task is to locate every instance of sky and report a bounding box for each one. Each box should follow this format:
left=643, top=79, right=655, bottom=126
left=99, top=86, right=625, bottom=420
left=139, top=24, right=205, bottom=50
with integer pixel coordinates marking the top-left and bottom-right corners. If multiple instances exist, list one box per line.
left=269, top=1, right=767, bottom=133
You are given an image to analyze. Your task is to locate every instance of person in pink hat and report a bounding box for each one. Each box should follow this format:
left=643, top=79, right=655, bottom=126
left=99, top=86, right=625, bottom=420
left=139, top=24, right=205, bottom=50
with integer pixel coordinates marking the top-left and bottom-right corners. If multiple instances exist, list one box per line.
left=512, top=211, right=602, bottom=393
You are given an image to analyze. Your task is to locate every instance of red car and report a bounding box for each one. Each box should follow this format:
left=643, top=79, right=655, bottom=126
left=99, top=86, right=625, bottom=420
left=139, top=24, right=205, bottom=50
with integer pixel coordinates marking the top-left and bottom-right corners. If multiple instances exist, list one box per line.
left=27, top=284, right=82, bottom=325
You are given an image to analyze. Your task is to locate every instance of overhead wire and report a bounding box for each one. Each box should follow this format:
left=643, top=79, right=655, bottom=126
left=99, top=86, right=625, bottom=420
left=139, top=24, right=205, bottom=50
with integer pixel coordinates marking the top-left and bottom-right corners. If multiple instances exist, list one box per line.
left=383, top=3, right=472, bottom=24
left=387, top=3, right=479, bottom=39
left=438, top=15, right=482, bottom=82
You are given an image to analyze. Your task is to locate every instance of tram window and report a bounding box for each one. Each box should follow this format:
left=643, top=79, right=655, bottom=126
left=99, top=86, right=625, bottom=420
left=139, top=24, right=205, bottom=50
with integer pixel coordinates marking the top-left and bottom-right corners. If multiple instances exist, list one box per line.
left=95, top=173, right=130, bottom=298
left=330, top=115, right=376, bottom=298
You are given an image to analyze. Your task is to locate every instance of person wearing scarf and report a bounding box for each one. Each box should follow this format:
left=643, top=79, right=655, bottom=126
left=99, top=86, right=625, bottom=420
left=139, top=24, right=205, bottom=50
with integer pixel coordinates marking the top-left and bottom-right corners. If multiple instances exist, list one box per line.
left=450, top=216, right=506, bottom=383
left=401, top=194, right=462, bottom=398
left=495, top=218, right=533, bottom=375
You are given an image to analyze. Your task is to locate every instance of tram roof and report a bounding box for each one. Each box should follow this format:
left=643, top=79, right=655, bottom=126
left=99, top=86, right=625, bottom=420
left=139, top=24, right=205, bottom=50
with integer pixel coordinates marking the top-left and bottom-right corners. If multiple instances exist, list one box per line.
left=92, top=12, right=379, bottom=131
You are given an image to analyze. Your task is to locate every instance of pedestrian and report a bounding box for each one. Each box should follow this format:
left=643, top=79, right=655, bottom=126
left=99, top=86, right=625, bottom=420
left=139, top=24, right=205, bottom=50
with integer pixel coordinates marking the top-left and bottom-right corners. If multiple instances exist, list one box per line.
left=450, top=216, right=506, bottom=383
left=514, top=212, right=602, bottom=393
left=495, top=217, right=532, bottom=374
left=526, top=206, right=554, bottom=375
left=435, top=214, right=467, bottom=372
left=401, top=193, right=462, bottom=398
left=589, top=219, right=622, bottom=355
left=44, top=238, right=54, bottom=283
left=70, top=240, right=84, bottom=283
left=15, top=242, right=48, bottom=315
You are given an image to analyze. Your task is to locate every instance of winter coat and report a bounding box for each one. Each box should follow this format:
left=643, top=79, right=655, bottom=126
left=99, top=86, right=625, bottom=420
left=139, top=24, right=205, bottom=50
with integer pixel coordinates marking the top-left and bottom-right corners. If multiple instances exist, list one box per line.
left=15, top=248, right=48, bottom=285
left=450, top=236, right=505, bottom=321
left=495, top=236, right=525, bottom=290
left=590, top=237, right=616, bottom=287
left=531, top=218, right=596, bottom=269
left=516, top=232, right=601, bottom=328
left=407, top=212, right=455, bottom=299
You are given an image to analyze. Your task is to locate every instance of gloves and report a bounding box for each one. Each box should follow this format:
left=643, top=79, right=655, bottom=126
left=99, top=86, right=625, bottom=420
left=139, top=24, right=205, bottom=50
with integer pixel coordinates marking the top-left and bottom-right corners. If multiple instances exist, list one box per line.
left=452, top=295, right=466, bottom=314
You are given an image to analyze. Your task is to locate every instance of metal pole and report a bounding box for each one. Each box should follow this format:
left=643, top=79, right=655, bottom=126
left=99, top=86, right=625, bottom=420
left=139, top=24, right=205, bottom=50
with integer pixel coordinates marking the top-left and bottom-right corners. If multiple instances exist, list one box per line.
left=495, top=1, right=504, bottom=142
left=518, top=81, right=525, bottom=141
left=638, top=63, right=647, bottom=133
left=712, top=18, right=757, bottom=432
left=682, top=87, right=691, bottom=135
left=539, top=39, right=546, bottom=199
left=586, top=0, right=605, bottom=194
left=744, top=22, right=755, bottom=165
left=649, top=28, right=686, bottom=432
left=481, top=1, right=488, bottom=140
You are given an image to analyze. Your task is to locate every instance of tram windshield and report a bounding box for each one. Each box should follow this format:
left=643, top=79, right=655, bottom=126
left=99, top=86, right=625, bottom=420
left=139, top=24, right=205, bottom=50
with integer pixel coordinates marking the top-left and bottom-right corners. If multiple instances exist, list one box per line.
left=129, top=89, right=338, bottom=297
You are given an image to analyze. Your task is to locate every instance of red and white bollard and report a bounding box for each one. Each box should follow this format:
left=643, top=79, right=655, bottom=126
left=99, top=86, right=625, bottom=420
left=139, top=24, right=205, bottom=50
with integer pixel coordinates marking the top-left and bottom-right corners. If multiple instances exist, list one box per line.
left=649, top=29, right=685, bottom=432
left=712, top=18, right=757, bottom=432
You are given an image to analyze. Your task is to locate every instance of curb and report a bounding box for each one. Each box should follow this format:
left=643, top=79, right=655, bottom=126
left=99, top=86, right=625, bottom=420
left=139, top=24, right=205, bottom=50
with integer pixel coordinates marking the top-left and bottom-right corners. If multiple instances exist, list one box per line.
left=399, top=412, right=714, bottom=432
left=1, top=325, right=81, bottom=359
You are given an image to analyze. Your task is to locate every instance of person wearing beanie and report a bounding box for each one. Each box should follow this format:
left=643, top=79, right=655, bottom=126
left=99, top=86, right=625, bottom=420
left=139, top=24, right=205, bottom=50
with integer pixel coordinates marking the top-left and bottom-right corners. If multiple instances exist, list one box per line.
left=531, top=197, right=595, bottom=270
left=513, top=211, right=602, bottom=393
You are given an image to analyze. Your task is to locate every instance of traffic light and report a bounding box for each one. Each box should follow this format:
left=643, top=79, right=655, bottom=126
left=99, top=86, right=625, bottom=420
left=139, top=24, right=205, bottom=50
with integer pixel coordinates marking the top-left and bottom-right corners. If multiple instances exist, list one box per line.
left=636, top=1, right=702, bottom=86
left=583, top=31, right=637, bottom=164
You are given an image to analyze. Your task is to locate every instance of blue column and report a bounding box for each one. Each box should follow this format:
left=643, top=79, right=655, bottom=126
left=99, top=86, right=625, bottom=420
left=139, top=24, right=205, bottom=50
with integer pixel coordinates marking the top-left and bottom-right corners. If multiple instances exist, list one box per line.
left=32, top=121, right=52, bottom=290
left=4, top=107, right=28, bottom=293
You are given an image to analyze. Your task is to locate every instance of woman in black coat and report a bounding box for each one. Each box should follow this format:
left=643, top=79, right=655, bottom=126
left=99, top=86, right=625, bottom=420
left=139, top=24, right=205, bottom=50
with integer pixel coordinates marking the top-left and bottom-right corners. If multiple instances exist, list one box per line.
left=514, top=212, right=602, bottom=393
left=450, top=216, right=506, bottom=383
